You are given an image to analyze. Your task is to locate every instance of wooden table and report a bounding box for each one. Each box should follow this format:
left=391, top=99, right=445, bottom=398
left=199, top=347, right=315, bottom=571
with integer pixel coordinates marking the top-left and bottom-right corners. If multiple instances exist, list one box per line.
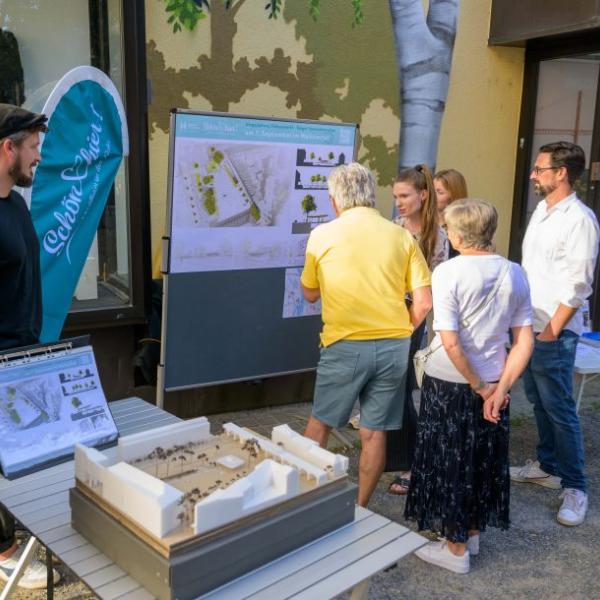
left=0, top=398, right=425, bottom=600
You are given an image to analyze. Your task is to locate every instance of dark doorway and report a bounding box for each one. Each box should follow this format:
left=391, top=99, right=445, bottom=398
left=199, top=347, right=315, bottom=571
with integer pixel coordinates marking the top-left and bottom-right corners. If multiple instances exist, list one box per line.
left=509, top=34, right=600, bottom=329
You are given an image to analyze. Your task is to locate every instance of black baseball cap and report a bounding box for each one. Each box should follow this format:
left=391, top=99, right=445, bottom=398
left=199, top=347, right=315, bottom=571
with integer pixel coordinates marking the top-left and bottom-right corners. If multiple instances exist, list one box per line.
left=0, top=103, right=48, bottom=139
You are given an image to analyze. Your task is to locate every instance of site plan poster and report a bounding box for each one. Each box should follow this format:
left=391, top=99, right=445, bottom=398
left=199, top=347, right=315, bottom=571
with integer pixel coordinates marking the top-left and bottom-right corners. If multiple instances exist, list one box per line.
left=168, top=113, right=357, bottom=274
left=0, top=346, right=117, bottom=477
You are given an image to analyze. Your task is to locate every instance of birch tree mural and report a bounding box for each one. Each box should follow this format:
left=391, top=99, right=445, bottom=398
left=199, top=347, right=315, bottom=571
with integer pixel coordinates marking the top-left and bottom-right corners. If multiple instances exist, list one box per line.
left=159, top=0, right=460, bottom=171
left=390, top=0, right=460, bottom=169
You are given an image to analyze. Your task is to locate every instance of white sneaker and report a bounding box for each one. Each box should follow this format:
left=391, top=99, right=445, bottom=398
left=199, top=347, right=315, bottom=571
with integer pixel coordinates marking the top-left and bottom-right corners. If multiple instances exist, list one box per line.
left=414, top=540, right=470, bottom=574
left=510, top=459, right=561, bottom=489
left=467, top=534, right=479, bottom=556
left=0, top=545, right=61, bottom=590
left=557, top=488, right=588, bottom=526
left=439, top=535, right=478, bottom=556
left=348, top=412, right=360, bottom=430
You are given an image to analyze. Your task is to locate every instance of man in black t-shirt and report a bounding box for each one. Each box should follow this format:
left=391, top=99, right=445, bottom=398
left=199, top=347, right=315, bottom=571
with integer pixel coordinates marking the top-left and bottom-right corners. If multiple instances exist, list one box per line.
left=0, top=104, right=60, bottom=588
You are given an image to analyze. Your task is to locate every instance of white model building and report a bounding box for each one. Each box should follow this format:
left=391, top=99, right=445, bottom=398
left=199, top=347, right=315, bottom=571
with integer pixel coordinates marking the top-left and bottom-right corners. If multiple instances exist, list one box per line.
left=74, top=418, right=349, bottom=540
left=193, top=459, right=298, bottom=534
left=103, top=462, right=184, bottom=537
left=223, top=422, right=346, bottom=484
left=117, top=416, right=211, bottom=462
left=271, top=424, right=348, bottom=477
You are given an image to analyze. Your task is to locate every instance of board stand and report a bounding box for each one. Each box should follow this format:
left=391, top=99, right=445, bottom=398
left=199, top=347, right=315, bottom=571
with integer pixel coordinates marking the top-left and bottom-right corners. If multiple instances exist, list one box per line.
left=156, top=110, right=358, bottom=412
left=156, top=363, right=166, bottom=409
left=0, top=536, right=39, bottom=600
left=0, top=335, right=111, bottom=598
left=157, top=234, right=170, bottom=409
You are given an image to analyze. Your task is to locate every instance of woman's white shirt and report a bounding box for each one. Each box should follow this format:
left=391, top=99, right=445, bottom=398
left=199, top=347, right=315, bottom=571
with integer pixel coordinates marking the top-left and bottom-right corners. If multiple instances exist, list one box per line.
left=425, top=255, right=533, bottom=383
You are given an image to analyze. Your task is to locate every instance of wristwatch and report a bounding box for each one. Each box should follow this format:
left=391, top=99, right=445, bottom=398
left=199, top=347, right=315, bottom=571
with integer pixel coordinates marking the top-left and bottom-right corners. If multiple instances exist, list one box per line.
left=472, top=379, right=487, bottom=391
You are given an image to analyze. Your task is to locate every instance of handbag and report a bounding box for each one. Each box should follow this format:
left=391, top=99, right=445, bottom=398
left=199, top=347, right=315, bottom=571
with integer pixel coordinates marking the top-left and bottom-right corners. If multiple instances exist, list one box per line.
left=412, top=259, right=511, bottom=388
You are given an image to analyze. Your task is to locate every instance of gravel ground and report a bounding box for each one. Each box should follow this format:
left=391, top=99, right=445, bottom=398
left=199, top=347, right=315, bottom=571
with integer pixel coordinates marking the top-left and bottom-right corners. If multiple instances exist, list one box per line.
left=359, top=378, right=600, bottom=600
left=2, top=378, right=598, bottom=599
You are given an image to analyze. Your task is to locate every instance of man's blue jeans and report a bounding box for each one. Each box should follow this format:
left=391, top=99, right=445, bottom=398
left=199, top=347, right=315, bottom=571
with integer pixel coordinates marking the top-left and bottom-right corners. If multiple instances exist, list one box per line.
left=522, top=330, right=586, bottom=492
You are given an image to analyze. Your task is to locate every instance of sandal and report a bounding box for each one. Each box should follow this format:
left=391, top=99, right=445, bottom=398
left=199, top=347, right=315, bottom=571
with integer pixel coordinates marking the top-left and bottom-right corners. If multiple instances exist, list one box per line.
left=387, top=476, right=411, bottom=495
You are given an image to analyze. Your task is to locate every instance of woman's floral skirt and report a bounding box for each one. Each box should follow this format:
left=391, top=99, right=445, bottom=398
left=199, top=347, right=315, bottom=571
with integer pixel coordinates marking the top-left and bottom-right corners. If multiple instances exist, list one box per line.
left=404, top=374, right=510, bottom=543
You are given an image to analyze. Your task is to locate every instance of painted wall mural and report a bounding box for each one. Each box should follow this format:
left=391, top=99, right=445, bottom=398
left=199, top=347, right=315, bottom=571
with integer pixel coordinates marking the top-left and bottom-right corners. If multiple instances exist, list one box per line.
left=146, top=0, right=526, bottom=257
left=147, top=1, right=402, bottom=187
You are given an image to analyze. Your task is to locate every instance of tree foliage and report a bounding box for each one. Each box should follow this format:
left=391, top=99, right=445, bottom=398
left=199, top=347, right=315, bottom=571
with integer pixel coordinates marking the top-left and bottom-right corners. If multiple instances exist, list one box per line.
left=301, top=194, right=317, bottom=219
left=162, top=0, right=363, bottom=33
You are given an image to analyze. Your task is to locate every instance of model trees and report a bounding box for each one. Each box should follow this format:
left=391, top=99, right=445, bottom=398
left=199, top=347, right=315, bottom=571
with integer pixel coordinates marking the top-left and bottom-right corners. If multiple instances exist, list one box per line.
left=301, top=194, right=316, bottom=220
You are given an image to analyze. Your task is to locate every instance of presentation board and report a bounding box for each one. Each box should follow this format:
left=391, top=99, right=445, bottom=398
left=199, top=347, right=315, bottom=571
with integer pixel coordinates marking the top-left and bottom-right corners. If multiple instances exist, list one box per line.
left=160, top=110, right=358, bottom=393
left=0, top=337, right=118, bottom=478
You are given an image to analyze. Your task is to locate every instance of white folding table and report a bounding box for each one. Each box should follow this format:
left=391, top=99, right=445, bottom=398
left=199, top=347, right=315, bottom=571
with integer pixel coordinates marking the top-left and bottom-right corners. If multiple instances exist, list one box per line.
left=0, top=397, right=425, bottom=599
left=574, top=337, right=600, bottom=413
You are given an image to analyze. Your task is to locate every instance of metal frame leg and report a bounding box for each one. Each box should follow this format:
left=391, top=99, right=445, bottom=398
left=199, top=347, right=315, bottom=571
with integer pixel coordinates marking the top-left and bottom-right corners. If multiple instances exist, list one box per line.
left=575, top=374, right=586, bottom=415
left=575, top=372, right=600, bottom=414
left=0, top=536, right=39, bottom=600
left=46, top=547, right=54, bottom=600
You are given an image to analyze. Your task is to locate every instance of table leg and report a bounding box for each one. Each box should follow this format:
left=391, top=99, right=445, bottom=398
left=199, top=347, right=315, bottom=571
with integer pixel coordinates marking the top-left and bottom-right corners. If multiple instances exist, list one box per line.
left=575, top=374, right=586, bottom=415
left=0, top=536, right=38, bottom=600
left=46, top=547, right=54, bottom=600
left=349, top=578, right=371, bottom=600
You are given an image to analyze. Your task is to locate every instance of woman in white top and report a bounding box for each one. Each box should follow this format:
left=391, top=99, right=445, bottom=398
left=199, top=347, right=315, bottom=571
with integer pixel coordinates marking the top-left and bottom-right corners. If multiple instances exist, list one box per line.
left=385, top=165, right=449, bottom=495
left=394, top=164, right=449, bottom=271
left=404, top=199, right=534, bottom=574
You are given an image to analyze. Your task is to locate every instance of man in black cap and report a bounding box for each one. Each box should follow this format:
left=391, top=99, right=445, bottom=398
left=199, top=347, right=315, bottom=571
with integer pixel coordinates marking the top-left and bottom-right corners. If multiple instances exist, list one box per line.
left=0, top=103, right=60, bottom=588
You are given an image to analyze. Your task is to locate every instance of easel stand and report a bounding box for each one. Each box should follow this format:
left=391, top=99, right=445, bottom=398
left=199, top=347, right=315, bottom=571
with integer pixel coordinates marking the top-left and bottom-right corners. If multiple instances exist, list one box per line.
left=0, top=336, right=116, bottom=597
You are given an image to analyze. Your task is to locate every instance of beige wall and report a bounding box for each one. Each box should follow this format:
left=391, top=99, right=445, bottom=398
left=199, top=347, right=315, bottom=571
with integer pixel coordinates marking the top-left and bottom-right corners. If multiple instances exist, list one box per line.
left=145, top=0, right=524, bottom=259
left=437, top=1, right=525, bottom=254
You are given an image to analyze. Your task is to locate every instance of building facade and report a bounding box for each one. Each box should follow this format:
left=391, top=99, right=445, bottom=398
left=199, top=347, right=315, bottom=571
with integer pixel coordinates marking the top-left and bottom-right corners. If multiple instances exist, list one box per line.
left=1, top=0, right=598, bottom=410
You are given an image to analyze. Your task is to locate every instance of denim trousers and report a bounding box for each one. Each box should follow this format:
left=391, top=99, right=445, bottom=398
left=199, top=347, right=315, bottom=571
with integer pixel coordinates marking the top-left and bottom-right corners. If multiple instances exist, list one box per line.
left=522, top=330, right=586, bottom=492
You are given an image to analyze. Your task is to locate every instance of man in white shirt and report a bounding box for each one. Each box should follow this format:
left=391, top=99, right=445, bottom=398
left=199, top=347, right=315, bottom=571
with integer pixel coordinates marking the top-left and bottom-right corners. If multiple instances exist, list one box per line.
left=512, top=141, right=599, bottom=527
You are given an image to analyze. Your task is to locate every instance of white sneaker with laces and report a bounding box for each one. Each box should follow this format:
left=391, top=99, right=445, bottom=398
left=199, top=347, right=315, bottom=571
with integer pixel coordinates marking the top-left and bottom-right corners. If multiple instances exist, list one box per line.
left=509, top=459, right=561, bottom=489
left=0, top=545, right=61, bottom=590
left=414, top=540, right=470, bottom=574
left=557, top=488, right=588, bottom=526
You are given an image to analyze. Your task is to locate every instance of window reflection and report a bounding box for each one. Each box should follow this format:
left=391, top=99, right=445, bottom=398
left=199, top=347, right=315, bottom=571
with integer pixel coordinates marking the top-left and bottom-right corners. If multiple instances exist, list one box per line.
left=0, top=0, right=131, bottom=311
left=527, top=56, right=600, bottom=218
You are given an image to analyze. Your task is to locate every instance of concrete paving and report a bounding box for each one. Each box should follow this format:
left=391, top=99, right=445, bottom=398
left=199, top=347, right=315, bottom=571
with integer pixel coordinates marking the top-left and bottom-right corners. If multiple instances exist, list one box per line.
left=3, top=377, right=599, bottom=599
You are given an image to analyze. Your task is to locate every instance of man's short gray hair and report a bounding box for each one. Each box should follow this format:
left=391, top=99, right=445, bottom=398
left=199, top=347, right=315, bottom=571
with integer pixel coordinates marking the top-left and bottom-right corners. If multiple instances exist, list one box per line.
left=327, top=162, right=376, bottom=211
left=444, top=198, right=498, bottom=250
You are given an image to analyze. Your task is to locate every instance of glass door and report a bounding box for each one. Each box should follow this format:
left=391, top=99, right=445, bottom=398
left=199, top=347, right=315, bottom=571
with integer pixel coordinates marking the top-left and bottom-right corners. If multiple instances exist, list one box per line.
left=526, top=56, right=600, bottom=219
left=511, top=48, right=600, bottom=329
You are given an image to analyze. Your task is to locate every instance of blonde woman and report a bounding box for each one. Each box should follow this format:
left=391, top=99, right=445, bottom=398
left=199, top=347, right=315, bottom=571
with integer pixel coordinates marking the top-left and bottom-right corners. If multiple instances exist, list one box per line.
left=434, top=168, right=468, bottom=226
left=394, top=165, right=449, bottom=271
left=386, top=165, right=448, bottom=495
left=405, top=199, right=534, bottom=573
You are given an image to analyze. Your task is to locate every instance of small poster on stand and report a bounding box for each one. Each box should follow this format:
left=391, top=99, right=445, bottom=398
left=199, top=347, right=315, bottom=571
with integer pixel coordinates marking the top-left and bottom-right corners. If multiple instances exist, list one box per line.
left=0, top=337, right=117, bottom=479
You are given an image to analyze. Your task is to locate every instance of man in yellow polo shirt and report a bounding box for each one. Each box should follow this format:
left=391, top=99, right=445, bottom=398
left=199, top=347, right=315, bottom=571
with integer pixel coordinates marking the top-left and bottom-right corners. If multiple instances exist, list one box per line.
left=301, top=162, right=432, bottom=507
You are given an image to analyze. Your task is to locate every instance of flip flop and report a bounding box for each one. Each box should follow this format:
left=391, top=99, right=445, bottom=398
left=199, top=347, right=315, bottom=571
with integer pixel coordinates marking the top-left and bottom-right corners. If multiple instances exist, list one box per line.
left=387, top=476, right=411, bottom=495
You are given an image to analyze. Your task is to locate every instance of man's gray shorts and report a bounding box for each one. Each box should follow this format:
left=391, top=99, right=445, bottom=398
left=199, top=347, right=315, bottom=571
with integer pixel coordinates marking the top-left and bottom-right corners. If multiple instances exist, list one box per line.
left=312, top=338, right=410, bottom=431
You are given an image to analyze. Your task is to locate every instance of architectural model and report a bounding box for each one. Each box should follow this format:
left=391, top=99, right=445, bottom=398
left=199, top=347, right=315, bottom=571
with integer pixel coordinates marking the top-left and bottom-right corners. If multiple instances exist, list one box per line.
left=74, top=417, right=349, bottom=542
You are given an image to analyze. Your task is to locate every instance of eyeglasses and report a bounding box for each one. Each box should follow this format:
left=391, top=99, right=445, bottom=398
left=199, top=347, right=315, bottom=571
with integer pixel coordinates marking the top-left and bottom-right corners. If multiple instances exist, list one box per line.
left=531, top=166, right=558, bottom=175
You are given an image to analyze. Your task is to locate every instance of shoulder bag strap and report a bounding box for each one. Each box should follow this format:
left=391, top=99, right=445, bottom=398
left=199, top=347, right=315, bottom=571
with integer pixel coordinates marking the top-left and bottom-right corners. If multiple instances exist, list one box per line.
left=424, top=258, right=511, bottom=358
left=459, top=258, right=510, bottom=328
